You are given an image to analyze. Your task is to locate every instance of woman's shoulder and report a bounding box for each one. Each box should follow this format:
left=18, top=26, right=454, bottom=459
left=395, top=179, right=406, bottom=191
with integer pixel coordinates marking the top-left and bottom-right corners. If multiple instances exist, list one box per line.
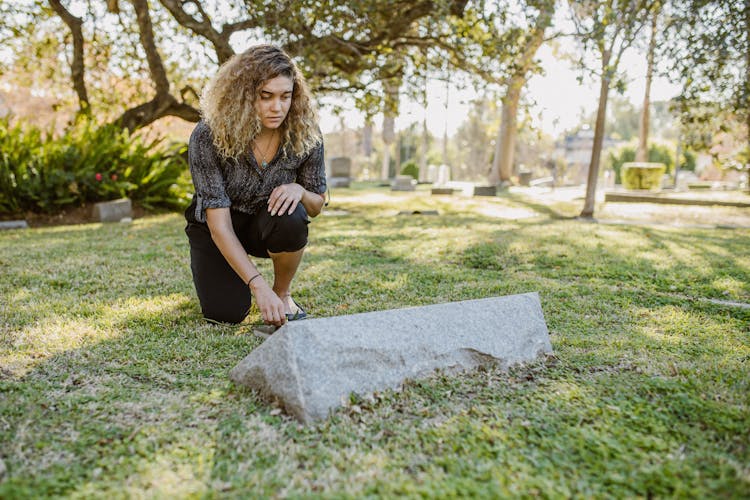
left=189, top=120, right=213, bottom=145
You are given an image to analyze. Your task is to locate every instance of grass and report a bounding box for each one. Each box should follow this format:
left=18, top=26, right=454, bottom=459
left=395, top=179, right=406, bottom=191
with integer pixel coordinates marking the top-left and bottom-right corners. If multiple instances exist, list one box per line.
left=1, top=184, right=748, bottom=498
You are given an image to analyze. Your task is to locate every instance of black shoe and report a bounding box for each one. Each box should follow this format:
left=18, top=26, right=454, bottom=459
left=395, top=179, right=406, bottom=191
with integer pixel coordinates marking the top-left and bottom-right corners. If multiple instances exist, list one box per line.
left=285, top=297, right=308, bottom=321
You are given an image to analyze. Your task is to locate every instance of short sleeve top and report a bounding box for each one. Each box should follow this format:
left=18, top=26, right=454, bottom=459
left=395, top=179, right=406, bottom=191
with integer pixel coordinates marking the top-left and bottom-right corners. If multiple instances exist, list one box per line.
left=187, top=120, right=327, bottom=222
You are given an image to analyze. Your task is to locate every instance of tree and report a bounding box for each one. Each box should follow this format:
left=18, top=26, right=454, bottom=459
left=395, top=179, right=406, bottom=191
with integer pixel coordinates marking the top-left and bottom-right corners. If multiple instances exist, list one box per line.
left=487, top=0, right=555, bottom=184
left=454, top=97, right=498, bottom=180
left=570, top=0, right=656, bottom=218
left=636, top=5, right=660, bottom=161
left=47, top=0, right=88, bottom=113
left=4, top=0, right=477, bottom=131
left=666, top=0, right=750, bottom=188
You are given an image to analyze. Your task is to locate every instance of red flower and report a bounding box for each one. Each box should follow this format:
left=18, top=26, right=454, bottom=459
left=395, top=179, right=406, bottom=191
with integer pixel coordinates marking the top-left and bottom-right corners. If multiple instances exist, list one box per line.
left=95, top=173, right=103, bottom=181
left=111, top=174, right=118, bottom=181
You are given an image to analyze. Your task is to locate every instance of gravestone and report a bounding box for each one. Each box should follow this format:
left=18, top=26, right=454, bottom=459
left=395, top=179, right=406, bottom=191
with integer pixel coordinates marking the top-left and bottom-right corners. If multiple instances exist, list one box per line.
left=518, top=170, right=532, bottom=187
left=93, top=198, right=132, bottom=222
left=329, top=157, right=352, bottom=188
left=427, top=165, right=438, bottom=183
left=230, top=292, right=552, bottom=423
left=473, top=185, right=497, bottom=197
left=436, top=165, right=451, bottom=186
left=397, top=210, right=439, bottom=216
left=391, top=175, right=416, bottom=191
left=0, top=220, right=28, bottom=230
left=431, top=187, right=454, bottom=195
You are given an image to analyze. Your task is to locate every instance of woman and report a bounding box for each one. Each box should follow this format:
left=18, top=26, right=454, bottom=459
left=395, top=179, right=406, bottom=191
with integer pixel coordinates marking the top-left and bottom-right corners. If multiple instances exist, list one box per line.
left=185, top=44, right=326, bottom=327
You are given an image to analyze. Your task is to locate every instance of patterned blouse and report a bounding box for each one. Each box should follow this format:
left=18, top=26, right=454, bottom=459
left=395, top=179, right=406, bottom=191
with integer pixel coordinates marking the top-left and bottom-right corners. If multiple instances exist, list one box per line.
left=187, top=120, right=327, bottom=223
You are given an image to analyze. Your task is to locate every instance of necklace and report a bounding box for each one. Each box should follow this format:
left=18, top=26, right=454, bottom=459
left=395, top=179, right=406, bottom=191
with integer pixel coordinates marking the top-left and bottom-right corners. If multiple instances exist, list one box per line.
left=254, top=130, right=277, bottom=168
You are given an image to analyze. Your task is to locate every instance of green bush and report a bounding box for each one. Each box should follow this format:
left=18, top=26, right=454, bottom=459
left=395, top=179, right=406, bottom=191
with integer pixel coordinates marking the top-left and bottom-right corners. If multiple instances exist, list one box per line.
left=607, top=143, right=674, bottom=184
left=400, top=160, right=419, bottom=180
left=621, top=162, right=666, bottom=190
left=0, top=117, right=191, bottom=214
left=680, top=149, right=697, bottom=172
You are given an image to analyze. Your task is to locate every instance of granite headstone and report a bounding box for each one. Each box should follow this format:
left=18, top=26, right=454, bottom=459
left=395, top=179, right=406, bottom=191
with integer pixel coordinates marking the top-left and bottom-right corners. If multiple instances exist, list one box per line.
left=230, top=292, right=552, bottom=423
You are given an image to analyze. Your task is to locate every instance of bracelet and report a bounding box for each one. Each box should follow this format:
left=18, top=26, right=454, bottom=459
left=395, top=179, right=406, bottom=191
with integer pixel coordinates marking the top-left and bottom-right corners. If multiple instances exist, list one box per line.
left=246, top=273, right=262, bottom=287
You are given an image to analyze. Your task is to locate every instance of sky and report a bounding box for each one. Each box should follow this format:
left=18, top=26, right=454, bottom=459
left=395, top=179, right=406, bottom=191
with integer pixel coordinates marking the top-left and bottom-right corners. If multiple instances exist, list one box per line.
left=317, top=40, right=682, bottom=140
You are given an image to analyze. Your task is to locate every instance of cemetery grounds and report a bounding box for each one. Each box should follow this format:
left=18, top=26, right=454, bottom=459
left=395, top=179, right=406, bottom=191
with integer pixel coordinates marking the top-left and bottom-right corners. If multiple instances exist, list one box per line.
left=1, top=184, right=748, bottom=497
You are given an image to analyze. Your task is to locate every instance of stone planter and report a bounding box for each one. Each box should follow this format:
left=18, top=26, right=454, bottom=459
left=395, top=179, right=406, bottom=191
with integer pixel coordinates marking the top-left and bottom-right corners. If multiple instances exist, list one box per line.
left=621, top=162, right=666, bottom=192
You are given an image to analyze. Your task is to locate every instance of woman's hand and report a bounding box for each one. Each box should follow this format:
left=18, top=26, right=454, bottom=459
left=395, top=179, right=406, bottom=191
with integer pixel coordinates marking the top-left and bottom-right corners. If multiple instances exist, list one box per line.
left=250, top=278, right=287, bottom=326
left=268, top=183, right=305, bottom=216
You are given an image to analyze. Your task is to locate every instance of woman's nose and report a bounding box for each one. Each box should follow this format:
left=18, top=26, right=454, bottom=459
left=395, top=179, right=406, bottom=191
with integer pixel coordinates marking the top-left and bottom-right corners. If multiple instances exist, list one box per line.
left=270, top=98, right=282, bottom=111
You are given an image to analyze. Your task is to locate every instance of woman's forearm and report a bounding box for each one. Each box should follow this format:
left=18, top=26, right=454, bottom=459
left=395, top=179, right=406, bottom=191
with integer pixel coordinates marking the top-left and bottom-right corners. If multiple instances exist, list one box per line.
left=206, top=208, right=261, bottom=285
left=300, top=188, right=325, bottom=217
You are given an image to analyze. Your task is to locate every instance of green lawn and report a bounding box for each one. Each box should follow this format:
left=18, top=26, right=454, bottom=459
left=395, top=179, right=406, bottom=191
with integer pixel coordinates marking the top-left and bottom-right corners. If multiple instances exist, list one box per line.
left=1, top=186, right=748, bottom=498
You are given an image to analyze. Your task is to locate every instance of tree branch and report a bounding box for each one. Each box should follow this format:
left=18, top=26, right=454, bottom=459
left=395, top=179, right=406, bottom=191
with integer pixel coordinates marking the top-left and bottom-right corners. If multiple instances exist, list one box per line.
left=130, top=0, right=169, bottom=94
left=48, top=0, right=89, bottom=112
left=159, top=0, right=258, bottom=64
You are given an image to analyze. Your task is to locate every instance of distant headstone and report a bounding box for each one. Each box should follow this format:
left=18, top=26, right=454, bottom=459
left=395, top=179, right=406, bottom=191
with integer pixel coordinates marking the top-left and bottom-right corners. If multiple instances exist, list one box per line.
left=329, top=157, right=352, bottom=188
left=431, top=187, right=454, bottom=195
left=0, top=220, right=28, bottom=230
left=436, top=164, right=451, bottom=185
left=93, top=198, right=132, bottom=222
left=427, top=165, right=438, bottom=183
left=397, top=210, right=439, bottom=216
left=230, top=292, right=552, bottom=423
left=473, top=185, right=497, bottom=197
left=518, top=170, right=532, bottom=187
left=391, top=175, right=416, bottom=192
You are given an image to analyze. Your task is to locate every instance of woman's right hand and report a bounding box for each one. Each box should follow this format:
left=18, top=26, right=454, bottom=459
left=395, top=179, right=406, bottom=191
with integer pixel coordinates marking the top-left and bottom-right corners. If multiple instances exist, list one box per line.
left=250, top=279, right=287, bottom=326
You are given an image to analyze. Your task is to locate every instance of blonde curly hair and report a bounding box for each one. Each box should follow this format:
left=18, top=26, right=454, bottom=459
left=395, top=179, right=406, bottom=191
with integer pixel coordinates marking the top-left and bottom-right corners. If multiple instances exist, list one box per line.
left=200, top=45, right=320, bottom=159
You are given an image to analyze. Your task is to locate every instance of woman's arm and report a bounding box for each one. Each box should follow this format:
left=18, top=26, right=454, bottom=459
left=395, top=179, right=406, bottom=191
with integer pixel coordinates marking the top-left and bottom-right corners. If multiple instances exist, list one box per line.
left=267, top=183, right=325, bottom=218
left=205, top=207, right=287, bottom=326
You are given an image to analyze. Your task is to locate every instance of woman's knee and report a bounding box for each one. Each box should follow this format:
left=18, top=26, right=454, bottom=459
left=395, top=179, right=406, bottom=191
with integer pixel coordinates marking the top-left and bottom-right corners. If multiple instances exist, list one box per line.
left=266, top=204, right=309, bottom=253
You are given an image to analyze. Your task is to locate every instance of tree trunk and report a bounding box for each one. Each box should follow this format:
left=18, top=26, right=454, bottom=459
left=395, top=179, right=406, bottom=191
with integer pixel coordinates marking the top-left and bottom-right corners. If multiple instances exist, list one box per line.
left=131, top=0, right=169, bottom=94
left=487, top=2, right=552, bottom=184
left=636, top=12, right=658, bottom=163
left=394, top=132, right=402, bottom=173
left=382, top=79, right=399, bottom=180
left=382, top=114, right=395, bottom=180
left=362, top=119, right=373, bottom=157
left=381, top=147, right=391, bottom=180
left=580, top=58, right=611, bottom=218
left=489, top=78, right=522, bottom=183
left=419, top=116, right=428, bottom=182
left=48, top=0, right=89, bottom=113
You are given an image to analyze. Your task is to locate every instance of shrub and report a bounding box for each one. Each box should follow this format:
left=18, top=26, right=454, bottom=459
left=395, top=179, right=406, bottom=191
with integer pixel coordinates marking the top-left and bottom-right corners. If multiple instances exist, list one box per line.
left=621, top=162, right=666, bottom=190
left=400, top=160, right=419, bottom=180
left=0, top=117, right=191, bottom=214
left=680, top=149, right=697, bottom=172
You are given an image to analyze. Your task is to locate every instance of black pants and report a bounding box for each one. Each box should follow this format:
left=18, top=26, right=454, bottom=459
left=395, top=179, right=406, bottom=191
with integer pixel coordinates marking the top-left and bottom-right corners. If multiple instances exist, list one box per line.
left=185, top=204, right=310, bottom=324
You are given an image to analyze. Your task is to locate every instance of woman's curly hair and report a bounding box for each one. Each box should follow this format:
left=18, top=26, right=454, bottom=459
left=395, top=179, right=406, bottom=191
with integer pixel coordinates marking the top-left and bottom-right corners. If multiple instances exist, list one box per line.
left=200, top=44, right=320, bottom=159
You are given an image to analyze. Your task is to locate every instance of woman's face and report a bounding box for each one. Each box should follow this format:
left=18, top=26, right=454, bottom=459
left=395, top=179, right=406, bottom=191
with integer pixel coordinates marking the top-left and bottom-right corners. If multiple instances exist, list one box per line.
left=255, top=75, right=294, bottom=130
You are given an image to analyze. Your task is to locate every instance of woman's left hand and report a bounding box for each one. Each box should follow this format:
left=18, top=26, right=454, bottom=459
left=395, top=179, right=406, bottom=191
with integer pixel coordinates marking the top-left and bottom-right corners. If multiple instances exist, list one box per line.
left=268, top=183, right=305, bottom=216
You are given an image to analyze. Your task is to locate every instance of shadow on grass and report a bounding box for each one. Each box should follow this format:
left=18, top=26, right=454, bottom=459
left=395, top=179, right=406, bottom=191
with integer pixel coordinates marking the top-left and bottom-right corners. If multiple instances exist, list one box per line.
left=497, top=191, right=580, bottom=220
